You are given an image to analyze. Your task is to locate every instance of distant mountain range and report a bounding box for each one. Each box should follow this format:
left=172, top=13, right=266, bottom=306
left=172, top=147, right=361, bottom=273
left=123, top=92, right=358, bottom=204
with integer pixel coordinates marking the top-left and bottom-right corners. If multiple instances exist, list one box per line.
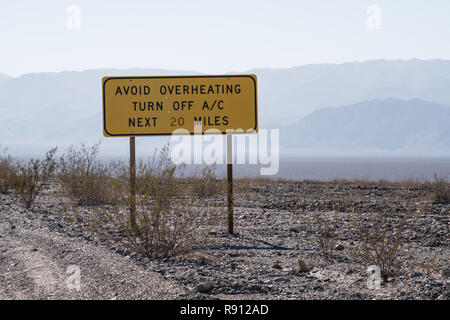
left=248, top=59, right=450, bottom=127
left=282, top=98, right=450, bottom=156
left=1, top=59, right=450, bottom=156
left=0, top=73, right=10, bottom=82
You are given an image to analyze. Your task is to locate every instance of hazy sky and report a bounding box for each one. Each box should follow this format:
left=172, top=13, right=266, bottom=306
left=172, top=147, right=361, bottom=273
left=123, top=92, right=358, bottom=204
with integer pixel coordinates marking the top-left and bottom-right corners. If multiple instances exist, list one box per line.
left=1, top=0, right=450, bottom=77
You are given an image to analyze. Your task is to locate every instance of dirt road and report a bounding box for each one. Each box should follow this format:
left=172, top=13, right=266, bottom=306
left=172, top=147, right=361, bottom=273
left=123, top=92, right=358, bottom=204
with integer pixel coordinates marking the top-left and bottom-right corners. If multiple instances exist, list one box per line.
left=0, top=201, right=187, bottom=299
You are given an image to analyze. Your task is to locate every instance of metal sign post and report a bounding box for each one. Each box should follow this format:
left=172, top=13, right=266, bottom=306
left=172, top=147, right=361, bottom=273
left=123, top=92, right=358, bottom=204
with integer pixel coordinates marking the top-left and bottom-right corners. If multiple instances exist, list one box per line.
left=129, top=136, right=137, bottom=233
left=227, top=134, right=233, bottom=235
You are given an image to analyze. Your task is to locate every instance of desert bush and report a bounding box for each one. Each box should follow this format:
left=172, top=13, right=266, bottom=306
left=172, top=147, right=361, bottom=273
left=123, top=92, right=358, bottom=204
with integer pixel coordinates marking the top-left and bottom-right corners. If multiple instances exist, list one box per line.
left=91, top=146, right=221, bottom=259
left=411, top=248, right=448, bottom=276
left=234, top=178, right=252, bottom=200
left=190, top=165, right=222, bottom=198
left=429, top=174, right=450, bottom=204
left=58, top=143, right=119, bottom=205
left=0, top=147, right=17, bottom=194
left=14, top=148, right=57, bottom=209
left=351, top=209, right=413, bottom=280
left=307, top=211, right=337, bottom=261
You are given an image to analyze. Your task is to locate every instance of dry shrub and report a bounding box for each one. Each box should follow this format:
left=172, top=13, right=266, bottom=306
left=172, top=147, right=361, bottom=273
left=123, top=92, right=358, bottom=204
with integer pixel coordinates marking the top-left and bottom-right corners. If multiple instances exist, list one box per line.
left=429, top=174, right=450, bottom=204
left=307, top=211, right=337, bottom=261
left=190, top=165, right=222, bottom=198
left=411, top=248, right=448, bottom=277
left=14, top=148, right=57, bottom=209
left=91, top=146, right=221, bottom=260
left=0, top=147, right=17, bottom=194
left=351, top=209, right=413, bottom=280
left=58, top=143, right=119, bottom=205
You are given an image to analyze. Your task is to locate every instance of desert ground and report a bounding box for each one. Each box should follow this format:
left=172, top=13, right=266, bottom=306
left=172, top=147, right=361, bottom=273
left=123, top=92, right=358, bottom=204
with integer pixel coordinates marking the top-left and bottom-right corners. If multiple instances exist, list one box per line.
left=0, top=178, right=448, bottom=300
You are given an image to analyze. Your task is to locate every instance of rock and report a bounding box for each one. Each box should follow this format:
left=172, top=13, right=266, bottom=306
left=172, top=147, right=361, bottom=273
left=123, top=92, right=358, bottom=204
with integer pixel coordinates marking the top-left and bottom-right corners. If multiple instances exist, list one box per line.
left=352, top=292, right=363, bottom=299
left=335, top=244, right=344, bottom=251
left=272, top=263, right=282, bottom=269
left=426, top=238, right=441, bottom=247
left=228, top=252, right=240, bottom=258
left=313, top=285, right=324, bottom=291
left=195, top=282, right=214, bottom=294
left=153, top=268, right=166, bottom=275
left=298, top=259, right=310, bottom=272
left=248, top=284, right=262, bottom=291
left=252, top=285, right=268, bottom=294
left=274, top=277, right=290, bottom=283
left=411, top=272, right=423, bottom=278
left=437, top=289, right=449, bottom=300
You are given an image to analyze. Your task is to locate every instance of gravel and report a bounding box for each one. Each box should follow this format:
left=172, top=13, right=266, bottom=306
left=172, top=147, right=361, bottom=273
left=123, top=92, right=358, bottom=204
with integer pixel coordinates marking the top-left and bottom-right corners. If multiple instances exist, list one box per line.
left=0, top=179, right=448, bottom=300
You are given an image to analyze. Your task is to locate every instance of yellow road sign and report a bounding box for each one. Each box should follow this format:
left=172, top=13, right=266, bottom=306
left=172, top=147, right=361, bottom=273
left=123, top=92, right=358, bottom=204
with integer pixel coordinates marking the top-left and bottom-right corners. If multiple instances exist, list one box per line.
left=102, top=75, right=257, bottom=136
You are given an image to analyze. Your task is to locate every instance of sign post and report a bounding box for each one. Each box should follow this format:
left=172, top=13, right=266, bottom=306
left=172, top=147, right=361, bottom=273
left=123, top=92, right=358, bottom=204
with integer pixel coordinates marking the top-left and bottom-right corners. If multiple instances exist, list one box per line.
left=129, top=136, right=137, bottom=233
left=102, top=75, right=257, bottom=235
left=227, top=134, right=233, bottom=234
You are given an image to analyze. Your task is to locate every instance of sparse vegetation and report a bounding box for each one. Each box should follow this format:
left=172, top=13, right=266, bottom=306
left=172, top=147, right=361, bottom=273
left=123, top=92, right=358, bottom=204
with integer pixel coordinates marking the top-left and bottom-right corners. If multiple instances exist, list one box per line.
left=90, top=146, right=221, bottom=260
left=308, top=211, right=337, bottom=261
left=351, top=209, right=413, bottom=280
left=412, top=248, right=448, bottom=276
left=191, top=165, right=222, bottom=198
left=0, top=147, right=17, bottom=194
left=429, top=174, right=450, bottom=204
left=58, top=143, right=119, bottom=206
left=14, top=147, right=57, bottom=209
left=0, top=155, right=448, bottom=299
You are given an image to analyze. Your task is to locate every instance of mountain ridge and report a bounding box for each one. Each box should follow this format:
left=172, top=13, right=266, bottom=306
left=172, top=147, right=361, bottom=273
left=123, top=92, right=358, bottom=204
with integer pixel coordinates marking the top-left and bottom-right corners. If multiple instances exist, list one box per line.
left=282, top=98, right=450, bottom=155
left=0, top=73, right=11, bottom=82
left=1, top=59, right=450, bottom=156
